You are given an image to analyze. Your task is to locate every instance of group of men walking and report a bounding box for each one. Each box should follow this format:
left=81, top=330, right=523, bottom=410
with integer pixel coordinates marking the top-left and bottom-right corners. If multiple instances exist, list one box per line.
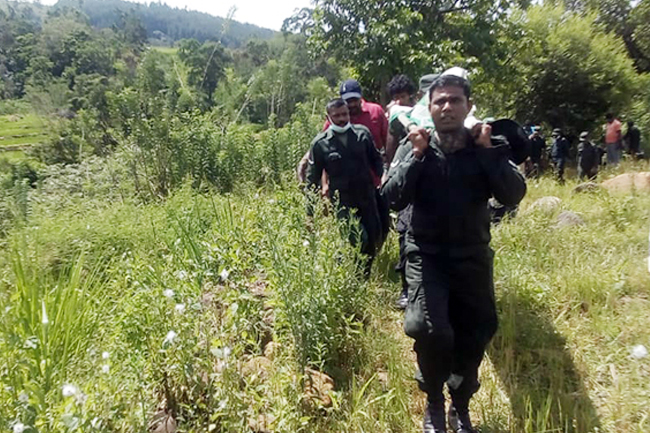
left=528, top=114, right=643, bottom=183
left=299, top=71, right=527, bottom=433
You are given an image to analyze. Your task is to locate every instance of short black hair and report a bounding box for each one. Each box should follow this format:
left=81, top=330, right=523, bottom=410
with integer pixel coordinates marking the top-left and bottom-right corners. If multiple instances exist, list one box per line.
left=326, top=98, right=347, bottom=113
left=387, top=74, right=416, bottom=98
left=606, top=113, right=614, bottom=121
left=628, top=120, right=635, bottom=127
left=428, top=75, right=471, bottom=99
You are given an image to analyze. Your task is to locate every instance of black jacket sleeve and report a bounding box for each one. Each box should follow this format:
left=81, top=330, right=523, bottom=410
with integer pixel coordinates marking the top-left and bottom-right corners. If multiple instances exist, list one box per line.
left=306, top=140, right=324, bottom=190
left=381, top=141, right=426, bottom=211
left=475, top=141, right=527, bottom=207
left=365, top=132, right=384, bottom=179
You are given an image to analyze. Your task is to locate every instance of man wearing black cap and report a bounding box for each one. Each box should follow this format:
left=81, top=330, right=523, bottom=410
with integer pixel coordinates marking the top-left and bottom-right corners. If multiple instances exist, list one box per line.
left=527, top=126, right=546, bottom=178
left=306, top=98, right=384, bottom=276
left=382, top=73, right=526, bottom=433
left=577, top=131, right=598, bottom=180
left=297, top=79, right=389, bottom=183
left=550, top=128, right=570, bottom=183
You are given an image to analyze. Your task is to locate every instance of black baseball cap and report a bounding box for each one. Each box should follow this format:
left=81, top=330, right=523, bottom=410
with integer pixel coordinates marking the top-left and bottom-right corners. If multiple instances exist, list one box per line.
left=340, top=79, right=362, bottom=100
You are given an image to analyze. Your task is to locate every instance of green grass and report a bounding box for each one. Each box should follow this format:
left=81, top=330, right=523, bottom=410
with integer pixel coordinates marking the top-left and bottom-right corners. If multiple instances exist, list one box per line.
left=0, top=159, right=649, bottom=432
left=0, top=113, right=50, bottom=148
left=151, top=46, right=178, bottom=55
left=0, top=150, right=29, bottom=164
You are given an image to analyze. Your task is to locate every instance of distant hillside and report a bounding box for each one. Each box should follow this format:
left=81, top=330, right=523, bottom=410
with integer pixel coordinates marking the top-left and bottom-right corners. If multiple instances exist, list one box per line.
left=0, top=0, right=277, bottom=48
left=54, top=0, right=276, bottom=47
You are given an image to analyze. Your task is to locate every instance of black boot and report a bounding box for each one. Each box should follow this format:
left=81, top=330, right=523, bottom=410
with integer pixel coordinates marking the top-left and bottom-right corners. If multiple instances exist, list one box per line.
left=395, top=288, right=408, bottom=310
left=423, top=402, right=447, bottom=433
left=447, top=406, right=475, bottom=433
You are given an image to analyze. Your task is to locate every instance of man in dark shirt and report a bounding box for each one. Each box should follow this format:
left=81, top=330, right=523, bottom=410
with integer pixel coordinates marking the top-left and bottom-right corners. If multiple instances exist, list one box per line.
left=577, top=131, right=598, bottom=180
left=550, top=128, right=570, bottom=183
left=527, top=126, right=546, bottom=177
left=382, top=74, right=526, bottom=432
left=307, top=98, right=384, bottom=276
left=625, top=120, right=641, bottom=158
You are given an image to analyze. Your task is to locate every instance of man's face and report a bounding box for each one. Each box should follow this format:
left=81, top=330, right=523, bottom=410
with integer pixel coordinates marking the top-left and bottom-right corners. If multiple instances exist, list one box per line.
left=328, top=104, right=350, bottom=127
left=429, top=85, right=471, bottom=133
left=345, top=97, right=362, bottom=115
left=393, top=92, right=413, bottom=107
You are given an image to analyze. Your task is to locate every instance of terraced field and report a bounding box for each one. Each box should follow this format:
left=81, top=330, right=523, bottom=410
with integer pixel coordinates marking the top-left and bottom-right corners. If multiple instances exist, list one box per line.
left=0, top=113, right=49, bottom=150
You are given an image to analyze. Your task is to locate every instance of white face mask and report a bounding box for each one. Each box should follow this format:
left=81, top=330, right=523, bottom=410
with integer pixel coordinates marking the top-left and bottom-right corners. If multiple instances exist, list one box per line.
left=329, top=122, right=352, bottom=133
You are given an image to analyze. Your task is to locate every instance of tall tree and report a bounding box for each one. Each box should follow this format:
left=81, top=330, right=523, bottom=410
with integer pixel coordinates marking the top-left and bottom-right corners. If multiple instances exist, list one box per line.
left=293, top=0, right=527, bottom=103
left=477, top=4, right=639, bottom=134
left=177, top=39, right=229, bottom=107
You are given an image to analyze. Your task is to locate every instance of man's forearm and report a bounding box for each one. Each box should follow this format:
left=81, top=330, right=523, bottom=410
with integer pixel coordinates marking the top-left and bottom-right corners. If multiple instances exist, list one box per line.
left=297, top=150, right=310, bottom=182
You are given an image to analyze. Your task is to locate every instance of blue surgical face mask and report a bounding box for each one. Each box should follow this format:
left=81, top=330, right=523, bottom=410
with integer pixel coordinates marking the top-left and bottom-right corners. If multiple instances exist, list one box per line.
left=329, top=121, right=352, bottom=134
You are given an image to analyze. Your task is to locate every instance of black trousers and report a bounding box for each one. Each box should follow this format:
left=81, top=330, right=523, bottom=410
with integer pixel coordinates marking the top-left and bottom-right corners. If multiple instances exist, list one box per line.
left=553, top=158, right=566, bottom=182
left=337, top=203, right=382, bottom=277
left=404, top=249, right=498, bottom=411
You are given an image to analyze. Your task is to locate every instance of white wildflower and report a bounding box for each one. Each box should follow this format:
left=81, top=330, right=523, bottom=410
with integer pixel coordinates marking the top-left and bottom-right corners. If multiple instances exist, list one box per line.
left=75, top=392, right=87, bottom=406
left=254, top=193, right=260, bottom=199
left=176, top=270, right=188, bottom=280
left=163, top=289, right=174, bottom=298
left=220, top=269, right=230, bottom=281
left=102, top=351, right=109, bottom=360
left=163, top=330, right=177, bottom=345
left=23, top=339, right=37, bottom=349
left=13, top=422, right=25, bottom=433
left=631, top=344, right=648, bottom=359
left=210, top=346, right=231, bottom=359
left=268, top=198, right=276, bottom=205
left=101, top=364, right=110, bottom=374
left=302, top=240, right=310, bottom=247
left=41, top=300, right=49, bottom=325
left=62, top=384, right=79, bottom=398
left=174, top=303, right=186, bottom=314
left=18, top=391, right=28, bottom=403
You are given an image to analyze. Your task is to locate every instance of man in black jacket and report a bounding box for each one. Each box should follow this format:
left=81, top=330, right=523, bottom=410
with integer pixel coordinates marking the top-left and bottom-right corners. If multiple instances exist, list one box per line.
left=382, top=74, right=526, bottom=433
left=307, top=98, right=384, bottom=276
left=577, top=131, right=598, bottom=180
left=550, top=128, right=570, bottom=183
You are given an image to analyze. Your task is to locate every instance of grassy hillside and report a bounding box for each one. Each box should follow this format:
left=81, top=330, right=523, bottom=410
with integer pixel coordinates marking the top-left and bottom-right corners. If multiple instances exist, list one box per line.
left=0, top=113, right=49, bottom=149
left=1, top=156, right=649, bottom=432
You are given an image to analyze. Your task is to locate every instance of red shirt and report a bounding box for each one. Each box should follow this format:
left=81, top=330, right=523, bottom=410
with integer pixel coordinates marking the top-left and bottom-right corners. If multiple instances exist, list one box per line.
left=605, top=119, right=622, bottom=144
left=323, top=99, right=388, bottom=150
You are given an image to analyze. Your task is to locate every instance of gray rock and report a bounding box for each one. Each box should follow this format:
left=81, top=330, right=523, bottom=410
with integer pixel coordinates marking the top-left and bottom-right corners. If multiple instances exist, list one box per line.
left=555, top=210, right=585, bottom=228
left=528, top=196, right=562, bottom=213
left=573, top=182, right=601, bottom=194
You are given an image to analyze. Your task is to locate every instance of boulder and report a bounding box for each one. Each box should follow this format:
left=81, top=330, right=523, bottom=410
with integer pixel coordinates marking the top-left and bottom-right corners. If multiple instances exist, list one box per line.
left=242, top=356, right=272, bottom=381
left=601, top=172, right=650, bottom=193
left=527, top=196, right=562, bottom=213
left=248, top=414, right=276, bottom=433
left=555, top=210, right=585, bottom=228
left=573, top=182, right=601, bottom=194
left=263, top=341, right=281, bottom=360
left=149, top=411, right=176, bottom=433
left=303, top=368, right=335, bottom=408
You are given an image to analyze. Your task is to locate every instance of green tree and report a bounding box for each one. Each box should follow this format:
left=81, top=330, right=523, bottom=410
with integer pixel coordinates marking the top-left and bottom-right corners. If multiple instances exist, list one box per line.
left=294, top=0, right=527, bottom=103
left=177, top=39, right=229, bottom=108
left=476, top=4, right=639, bottom=134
